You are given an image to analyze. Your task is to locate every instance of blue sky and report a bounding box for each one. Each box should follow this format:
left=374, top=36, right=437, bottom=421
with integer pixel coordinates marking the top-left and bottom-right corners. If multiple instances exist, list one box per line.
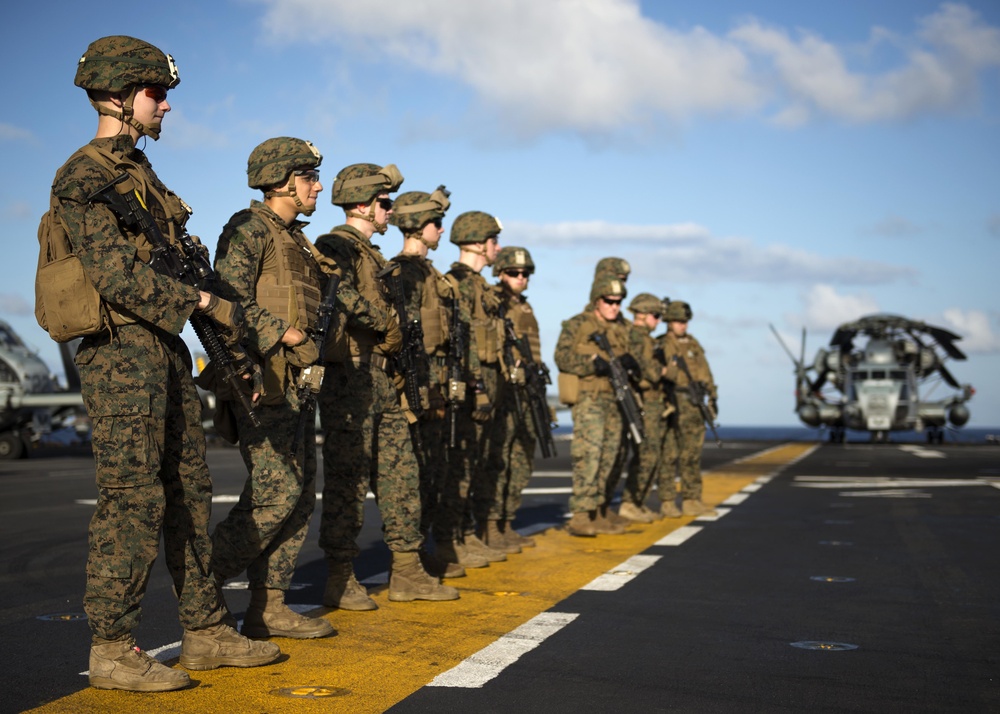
left=2, top=0, right=998, bottom=426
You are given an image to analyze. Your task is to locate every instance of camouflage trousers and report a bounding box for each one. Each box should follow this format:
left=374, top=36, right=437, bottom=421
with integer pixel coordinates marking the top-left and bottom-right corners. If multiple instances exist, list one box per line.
left=660, top=398, right=706, bottom=500
left=569, top=392, right=622, bottom=513
left=623, top=395, right=668, bottom=507
left=77, top=326, right=224, bottom=641
left=319, top=362, right=423, bottom=561
left=434, top=364, right=499, bottom=541
left=415, top=413, right=447, bottom=535
left=210, top=386, right=317, bottom=590
left=482, top=387, right=536, bottom=522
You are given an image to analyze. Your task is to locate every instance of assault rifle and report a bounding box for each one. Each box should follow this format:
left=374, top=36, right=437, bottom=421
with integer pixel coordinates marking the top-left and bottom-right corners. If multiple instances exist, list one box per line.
left=377, top=263, right=426, bottom=420
left=503, top=319, right=557, bottom=458
left=290, top=271, right=341, bottom=458
left=446, top=296, right=468, bottom=450
left=89, top=173, right=260, bottom=426
left=675, top=355, right=722, bottom=447
left=589, top=331, right=645, bottom=445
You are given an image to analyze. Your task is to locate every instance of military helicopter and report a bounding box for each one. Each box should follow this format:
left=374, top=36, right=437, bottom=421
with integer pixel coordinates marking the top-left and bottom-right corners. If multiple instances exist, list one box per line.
left=771, top=314, right=974, bottom=443
left=0, top=320, right=85, bottom=459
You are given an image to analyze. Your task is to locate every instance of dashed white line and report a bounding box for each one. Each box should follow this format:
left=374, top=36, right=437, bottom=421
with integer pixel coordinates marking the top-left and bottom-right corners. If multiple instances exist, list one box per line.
left=655, top=525, right=703, bottom=546
left=581, top=555, right=662, bottom=591
left=722, top=493, right=750, bottom=506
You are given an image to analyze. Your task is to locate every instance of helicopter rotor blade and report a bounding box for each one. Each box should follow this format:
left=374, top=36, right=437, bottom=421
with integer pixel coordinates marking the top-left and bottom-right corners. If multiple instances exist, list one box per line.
left=937, top=361, right=961, bottom=389
left=769, top=324, right=800, bottom=365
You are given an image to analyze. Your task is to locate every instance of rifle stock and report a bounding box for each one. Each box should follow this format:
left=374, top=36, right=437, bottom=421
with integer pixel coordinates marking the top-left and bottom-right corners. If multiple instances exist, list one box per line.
left=674, top=355, right=722, bottom=447
left=589, top=331, right=645, bottom=445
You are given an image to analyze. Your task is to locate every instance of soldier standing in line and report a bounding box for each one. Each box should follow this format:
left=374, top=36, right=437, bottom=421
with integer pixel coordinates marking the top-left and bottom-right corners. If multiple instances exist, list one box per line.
left=50, top=36, right=279, bottom=691
left=658, top=300, right=718, bottom=517
left=479, top=247, right=546, bottom=553
left=438, top=212, right=509, bottom=568
left=316, top=163, right=458, bottom=608
left=387, top=187, right=468, bottom=579
left=208, top=138, right=334, bottom=639
left=554, top=275, right=633, bottom=537
left=619, top=293, right=670, bottom=523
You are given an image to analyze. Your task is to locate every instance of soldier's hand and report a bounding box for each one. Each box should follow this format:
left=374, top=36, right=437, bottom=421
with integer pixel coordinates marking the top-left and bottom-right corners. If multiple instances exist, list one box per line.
left=381, top=313, right=403, bottom=354
left=620, top=354, right=641, bottom=379
left=200, top=293, right=246, bottom=347
left=233, top=349, right=263, bottom=404
left=593, top=355, right=611, bottom=377
left=471, top=382, right=492, bottom=422
left=286, top=335, right=319, bottom=368
left=709, top=397, right=718, bottom=416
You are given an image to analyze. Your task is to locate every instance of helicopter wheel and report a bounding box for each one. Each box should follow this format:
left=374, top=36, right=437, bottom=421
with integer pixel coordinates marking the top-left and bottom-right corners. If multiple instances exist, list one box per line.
left=0, top=431, right=25, bottom=460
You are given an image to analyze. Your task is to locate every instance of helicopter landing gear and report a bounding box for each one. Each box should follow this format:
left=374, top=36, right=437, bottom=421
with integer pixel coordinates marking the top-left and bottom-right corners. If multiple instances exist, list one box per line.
left=871, top=430, right=889, bottom=444
left=0, top=431, right=25, bottom=460
left=926, top=427, right=944, bottom=445
left=828, top=427, right=846, bottom=444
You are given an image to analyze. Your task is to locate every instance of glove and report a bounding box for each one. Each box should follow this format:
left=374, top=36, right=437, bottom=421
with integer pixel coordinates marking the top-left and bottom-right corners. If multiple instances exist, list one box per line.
left=285, top=335, right=319, bottom=369
left=652, top=346, right=666, bottom=364
left=593, top=355, right=611, bottom=377
left=709, top=397, right=718, bottom=417
left=471, top=382, right=492, bottom=422
left=380, top=312, right=403, bottom=355
left=200, top=294, right=246, bottom=348
left=620, top=354, right=641, bottom=378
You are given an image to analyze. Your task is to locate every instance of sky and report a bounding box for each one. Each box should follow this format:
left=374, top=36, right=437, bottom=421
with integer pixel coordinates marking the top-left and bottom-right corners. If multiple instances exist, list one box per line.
left=1, top=0, right=998, bottom=427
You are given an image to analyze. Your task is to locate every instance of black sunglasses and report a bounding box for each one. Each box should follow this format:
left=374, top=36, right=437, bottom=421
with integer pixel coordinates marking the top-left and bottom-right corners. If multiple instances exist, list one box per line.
left=503, top=269, right=532, bottom=278
left=601, top=297, right=623, bottom=305
left=377, top=198, right=393, bottom=210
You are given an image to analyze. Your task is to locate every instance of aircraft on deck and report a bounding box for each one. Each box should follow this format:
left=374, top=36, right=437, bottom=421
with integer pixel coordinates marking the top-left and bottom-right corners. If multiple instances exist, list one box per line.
left=771, top=314, right=974, bottom=443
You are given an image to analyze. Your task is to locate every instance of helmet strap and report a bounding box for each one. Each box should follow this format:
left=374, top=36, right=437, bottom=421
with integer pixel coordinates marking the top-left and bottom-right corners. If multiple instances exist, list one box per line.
left=347, top=202, right=388, bottom=235
left=91, top=87, right=162, bottom=141
left=266, top=174, right=314, bottom=216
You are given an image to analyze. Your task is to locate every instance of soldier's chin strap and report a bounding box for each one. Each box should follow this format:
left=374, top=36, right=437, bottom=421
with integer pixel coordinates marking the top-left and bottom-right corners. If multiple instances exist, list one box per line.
left=265, top=174, right=315, bottom=216
left=347, top=202, right=388, bottom=235
left=463, top=241, right=495, bottom=265
left=90, top=86, right=162, bottom=141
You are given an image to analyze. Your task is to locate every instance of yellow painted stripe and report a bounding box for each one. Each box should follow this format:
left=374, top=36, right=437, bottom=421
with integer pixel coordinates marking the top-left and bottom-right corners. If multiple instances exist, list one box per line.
left=28, top=442, right=817, bottom=714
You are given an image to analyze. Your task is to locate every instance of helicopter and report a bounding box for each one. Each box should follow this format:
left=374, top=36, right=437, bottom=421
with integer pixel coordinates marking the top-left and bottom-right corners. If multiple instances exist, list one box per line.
left=0, top=319, right=85, bottom=459
left=771, top=314, right=974, bottom=443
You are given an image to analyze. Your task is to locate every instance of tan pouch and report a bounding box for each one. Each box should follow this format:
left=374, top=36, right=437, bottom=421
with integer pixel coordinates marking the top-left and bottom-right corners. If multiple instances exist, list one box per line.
left=558, top=372, right=579, bottom=406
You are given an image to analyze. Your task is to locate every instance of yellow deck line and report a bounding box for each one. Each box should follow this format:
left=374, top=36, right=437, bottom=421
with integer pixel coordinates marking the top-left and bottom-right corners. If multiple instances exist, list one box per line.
left=29, top=442, right=817, bottom=714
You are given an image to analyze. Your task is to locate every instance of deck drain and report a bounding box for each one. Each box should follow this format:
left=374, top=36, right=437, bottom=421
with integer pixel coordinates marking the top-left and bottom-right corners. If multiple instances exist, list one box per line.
left=790, top=641, right=858, bottom=651
left=36, top=612, right=87, bottom=622
left=810, top=576, right=856, bottom=583
left=271, top=686, right=350, bottom=699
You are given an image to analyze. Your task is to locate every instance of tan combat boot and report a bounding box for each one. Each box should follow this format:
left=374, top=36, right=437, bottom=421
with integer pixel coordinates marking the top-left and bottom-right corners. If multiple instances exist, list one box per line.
left=89, top=637, right=190, bottom=692
left=323, top=560, right=378, bottom=610
left=463, top=532, right=508, bottom=562
left=388, top=552, right=460, bottom=602
left=592, top=510, right=626, bottom=535
left=437, top=539, right=489, bottom=569
left=480, top=519, right=521, bottom=554
left=682, top=499, right=718, bottom=517
left=565, top=511, right=597, bottom=537
left=243, top=588, right=334, bottom=639
left=602, top=505, right=631, bottom=528
left=500, top=520, right=536, bottom=548
left=179, top=622, right=281, bottom=671
left=618, top=502, right=655, bottom=523
left=660, top=498, right=683, bottom=518
left=420, top=546, right=467, bottom=579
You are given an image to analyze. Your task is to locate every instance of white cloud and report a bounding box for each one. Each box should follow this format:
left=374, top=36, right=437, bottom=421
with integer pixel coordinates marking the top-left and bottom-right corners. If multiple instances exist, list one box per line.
left=0, top=293, right=33, bottom=316
left=0, top=123, right=36, bottom=143
left=255, top=1, right=1000, bottom=139
left=940, top=308, right=1000, bottom=353
left=3, top=201, right=34, bottom=221
left=506, top=220, right=916, bottom=285
left=797, top=284, right=880, bottom=330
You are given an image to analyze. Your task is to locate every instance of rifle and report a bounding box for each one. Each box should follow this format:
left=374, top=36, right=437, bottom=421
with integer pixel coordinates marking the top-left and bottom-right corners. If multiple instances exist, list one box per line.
left=503, top=319, right=557, bottom=458
left=589, top=331, right=645, bottom=445
left=89, top=172, right=260, bottom=426
left=446, top=295, right=468, bottom=451
left=290, top=271, right=341, bottom=458
left=675, top=355, right=722, bottom=447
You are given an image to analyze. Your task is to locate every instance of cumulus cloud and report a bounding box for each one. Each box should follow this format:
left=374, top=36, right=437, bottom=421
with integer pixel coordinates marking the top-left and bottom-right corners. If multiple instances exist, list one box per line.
left=255, top=1, right=1000, bottom=138
left=940, top=308, right=1000, bottom=353
left=505, top=220, right=916, bottom=285
left=0, top=293, right=33, bottom=316
left=796, top=284, right=880, bottom=330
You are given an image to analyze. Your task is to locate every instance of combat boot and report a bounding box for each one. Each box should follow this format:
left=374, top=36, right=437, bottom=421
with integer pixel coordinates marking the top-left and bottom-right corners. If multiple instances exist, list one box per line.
left=388, top=552, right=461, bottom=602
left=323, top=560, right=378, bottom=610
left=179, top=623, right=281, bottom=671
left=89, top=637, right=190, bottom=692
left=618, top=502, right=656, bottom=524
left=243, top=588, right=334, bottom=639
left=420, top=546, right=467, bottom=579
left=640, top=505, right=663, bottom=521
left=500, top=519, right=536, bottom=548
left=437, top=539, right=490, bottom=568
left=479, top=519, right=521, bottom=554
left=682, top=499, right=718, bottom=517
left=592, top=510, right=626, bottom=535
left=463, top=532, right=508, bottom=562
left=602, top=505, right=631, bottom=528
left=565, top=511, right=598, bottom=537
left=660, top=498, right=682, bottom=518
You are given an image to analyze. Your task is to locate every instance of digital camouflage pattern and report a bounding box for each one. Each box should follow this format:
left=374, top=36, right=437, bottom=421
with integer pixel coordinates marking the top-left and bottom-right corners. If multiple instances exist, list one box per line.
left=390, top=187, right=450, bottom=233
left=622, top=321, right=668, bottom=508
left=246, top=137, right=322, bottom=189
left=74, top=35, right=180, bottom=92
left=330, top=163, right=404, bottom=206
left=450, top=210, right=502, bottom=245
left=588, top=274, right=627, bottom=304
left=209, top=201, right=323, bottom=590
left=53, top=134, right=224, bottom=639
left=628, top=292, right=663, bottom=315
left=664, top=300, right=693, bottom=321
left=491, top=246, right=534, bottom=275
left=594, top=256, right=630, bottom=280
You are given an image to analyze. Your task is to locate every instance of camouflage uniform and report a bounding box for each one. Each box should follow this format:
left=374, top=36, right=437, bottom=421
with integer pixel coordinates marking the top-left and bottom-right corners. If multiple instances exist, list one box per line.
left=658, top=329, right=716, bottom=502
left=55, top=134, right=228, bottom=639
left=209, top=199, right=324, bottom=590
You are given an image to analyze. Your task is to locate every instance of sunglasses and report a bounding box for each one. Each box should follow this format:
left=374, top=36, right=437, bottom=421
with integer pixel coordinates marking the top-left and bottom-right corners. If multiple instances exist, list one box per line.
left=294, top=169, right=321, bottom=184
left=601, top=297, right=623, bottom=306
left=503, top=269, right=532, bottom=278
left=142, top=85, right=168, bottom=103
left=431, top=217, right=443, bottom=228
left=377, top=198, right=393, bottom=211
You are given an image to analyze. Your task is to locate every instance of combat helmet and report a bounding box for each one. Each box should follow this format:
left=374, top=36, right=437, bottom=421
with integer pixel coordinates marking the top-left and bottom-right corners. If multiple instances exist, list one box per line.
left=390, top=186, right=451, bottom=248
left=450, top=211, right=502, bottom=246
left=246, top=137, right=322, bottom=215
left=75, top=35, right=180, bottom=141
left=331, top=163, right=403, bottom=234
left=492, top=246, right=535, bottom=277
left=594, top=257, right=631, bottom=281
left=628, top=292, right=662, bottom=315
left=589, top=274, right=628, bottom=304
left=664, top=300, right=693, bottom=321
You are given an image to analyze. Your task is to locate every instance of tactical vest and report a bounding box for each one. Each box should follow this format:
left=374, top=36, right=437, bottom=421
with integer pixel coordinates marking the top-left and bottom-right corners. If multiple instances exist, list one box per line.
left=395, top=254, right=456, bottom=356
left=661, top=332, right=712, bottom=386
left=575, top=313, right=629, bottom=394
left=469, top=274, right=504, bottom=366
left=505, top=295, right=541, bottom=364
left=323, top=227, right=392, bottom=362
